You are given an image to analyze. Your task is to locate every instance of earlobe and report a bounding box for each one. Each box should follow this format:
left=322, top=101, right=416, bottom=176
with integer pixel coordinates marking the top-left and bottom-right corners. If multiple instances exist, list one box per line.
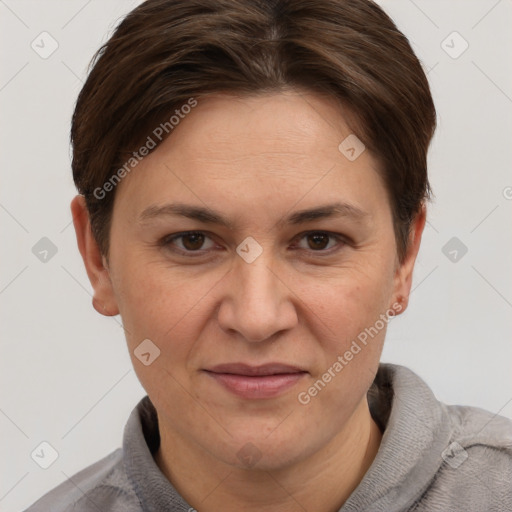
left=70, top=195, right=120, bottom=317
left=391, top=204, right=427, bottom=313
left=391, top=295, right=407, bottom=315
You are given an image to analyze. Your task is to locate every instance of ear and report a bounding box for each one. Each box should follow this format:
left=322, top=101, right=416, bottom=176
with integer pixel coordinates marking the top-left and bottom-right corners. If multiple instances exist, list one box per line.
left=70, top=195, right=119, bottom=316
left=391, top=203, right=427, bottom=315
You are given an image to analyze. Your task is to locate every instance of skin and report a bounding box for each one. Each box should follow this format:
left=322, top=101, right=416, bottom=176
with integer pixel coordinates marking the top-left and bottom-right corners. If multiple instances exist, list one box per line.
left=72, top=89, right=425, bottom=512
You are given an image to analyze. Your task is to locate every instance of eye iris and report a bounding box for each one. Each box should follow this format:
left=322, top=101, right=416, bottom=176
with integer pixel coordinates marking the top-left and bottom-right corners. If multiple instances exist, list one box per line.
left=182, top=233, right=205, bottom=250
left=308, top=233, right=329, bottom=250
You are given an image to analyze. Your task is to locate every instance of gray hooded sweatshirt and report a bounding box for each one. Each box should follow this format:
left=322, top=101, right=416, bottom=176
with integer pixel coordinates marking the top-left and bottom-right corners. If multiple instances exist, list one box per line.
left=24, top=364, right=512, bottom=511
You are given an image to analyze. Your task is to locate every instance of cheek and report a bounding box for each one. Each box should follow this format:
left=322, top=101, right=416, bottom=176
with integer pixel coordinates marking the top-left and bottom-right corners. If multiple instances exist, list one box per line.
left=293, top=258, right=395, bottom=405
left=112, top=259, right=209, bottom=344
left=112, top=257, right=234, bottom=384
left=300, top=259, right=395, bottom=340
left=294, top=273, right=392, bottom=424
left=114, top=265, right=216, bottom=402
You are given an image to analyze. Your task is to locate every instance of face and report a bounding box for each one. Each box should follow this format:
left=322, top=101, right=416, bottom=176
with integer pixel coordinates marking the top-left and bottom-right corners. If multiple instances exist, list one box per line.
left=74, top=90, right=423, bottom=470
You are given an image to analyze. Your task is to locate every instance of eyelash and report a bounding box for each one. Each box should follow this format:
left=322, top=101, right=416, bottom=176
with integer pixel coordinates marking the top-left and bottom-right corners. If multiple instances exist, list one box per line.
left=159, top=230, right=348, bottom=258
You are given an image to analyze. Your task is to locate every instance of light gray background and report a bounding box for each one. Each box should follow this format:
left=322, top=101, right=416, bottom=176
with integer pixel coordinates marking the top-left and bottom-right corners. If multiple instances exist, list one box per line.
left=1, top=1, right=511, bottom=510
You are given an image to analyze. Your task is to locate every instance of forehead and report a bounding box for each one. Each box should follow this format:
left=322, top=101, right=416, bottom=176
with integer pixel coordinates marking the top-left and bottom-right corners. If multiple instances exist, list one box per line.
left=113, top=90, right=388, bottom=223
left=164, top=91, right=360, bottom=168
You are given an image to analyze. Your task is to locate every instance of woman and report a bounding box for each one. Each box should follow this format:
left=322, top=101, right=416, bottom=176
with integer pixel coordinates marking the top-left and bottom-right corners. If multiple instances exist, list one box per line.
left=25, top=0, right=512, bottom=510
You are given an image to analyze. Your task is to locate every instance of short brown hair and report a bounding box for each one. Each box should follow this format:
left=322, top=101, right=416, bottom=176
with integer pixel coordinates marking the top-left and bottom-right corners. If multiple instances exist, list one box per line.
left=71, top=0, right=436, bottom=262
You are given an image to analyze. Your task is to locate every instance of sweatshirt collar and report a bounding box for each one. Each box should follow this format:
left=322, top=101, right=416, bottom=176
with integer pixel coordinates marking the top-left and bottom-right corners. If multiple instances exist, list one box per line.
left=341, top=364, right=452, bottom=511
left=123, top=394, right=191, bottom=511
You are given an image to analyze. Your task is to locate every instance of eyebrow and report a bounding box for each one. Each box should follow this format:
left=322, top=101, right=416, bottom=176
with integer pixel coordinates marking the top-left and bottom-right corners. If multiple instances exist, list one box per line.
left=138, top=201, right=368, bottom=229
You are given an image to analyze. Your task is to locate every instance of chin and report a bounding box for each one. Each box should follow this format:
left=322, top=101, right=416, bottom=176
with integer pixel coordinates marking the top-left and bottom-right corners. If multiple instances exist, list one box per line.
left=215, top=424, right=315, bottom=472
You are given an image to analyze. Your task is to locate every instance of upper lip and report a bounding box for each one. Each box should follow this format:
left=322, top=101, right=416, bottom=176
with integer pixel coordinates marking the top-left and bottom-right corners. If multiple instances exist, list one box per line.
left=205, top=363, right=307, bottom=376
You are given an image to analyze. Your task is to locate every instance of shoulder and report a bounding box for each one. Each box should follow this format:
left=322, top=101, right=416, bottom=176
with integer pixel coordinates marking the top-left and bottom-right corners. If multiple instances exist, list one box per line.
left=371, top=364, right=512, bottom=512
left=23, top=448, right=142, bottom=512
left=421, top=404, right=512, bottom=512
left=444, top=402, right=512, bottom=472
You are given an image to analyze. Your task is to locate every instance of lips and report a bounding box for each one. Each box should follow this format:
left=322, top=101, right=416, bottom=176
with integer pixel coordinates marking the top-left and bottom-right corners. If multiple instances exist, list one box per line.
left=206, top=362, right=306, bottom=376
left=203, top=363, right=308, bottom=399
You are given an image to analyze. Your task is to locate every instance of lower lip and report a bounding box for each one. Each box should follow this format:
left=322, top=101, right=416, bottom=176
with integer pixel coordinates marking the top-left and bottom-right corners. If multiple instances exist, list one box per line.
left=204, top=371, right=307, bottom=399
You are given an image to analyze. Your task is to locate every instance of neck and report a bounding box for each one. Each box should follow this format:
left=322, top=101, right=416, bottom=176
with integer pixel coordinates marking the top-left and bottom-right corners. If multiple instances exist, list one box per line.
left=155, top=398, right=382, bottom=512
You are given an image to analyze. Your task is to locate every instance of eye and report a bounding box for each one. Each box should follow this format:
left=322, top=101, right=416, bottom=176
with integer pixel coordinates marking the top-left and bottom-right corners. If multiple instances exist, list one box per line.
left=293, top=231, right=346, bottom=253
left=161, top=231, right=216, bottom=254
left=159, top=230, right=347, bottom=258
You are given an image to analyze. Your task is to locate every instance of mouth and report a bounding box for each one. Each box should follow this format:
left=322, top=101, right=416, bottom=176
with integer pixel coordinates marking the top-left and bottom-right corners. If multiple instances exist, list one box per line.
left=203, top=363, right=308, bottom=399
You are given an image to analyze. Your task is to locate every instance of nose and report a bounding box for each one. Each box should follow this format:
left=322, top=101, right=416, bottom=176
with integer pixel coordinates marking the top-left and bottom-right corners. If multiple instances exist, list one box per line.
left=217, top=255, right=298, bottom=343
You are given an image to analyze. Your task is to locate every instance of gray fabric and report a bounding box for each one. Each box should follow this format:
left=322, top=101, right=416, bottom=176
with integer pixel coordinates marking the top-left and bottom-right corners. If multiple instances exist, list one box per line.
left=24, top=364, right=512, bottom=511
